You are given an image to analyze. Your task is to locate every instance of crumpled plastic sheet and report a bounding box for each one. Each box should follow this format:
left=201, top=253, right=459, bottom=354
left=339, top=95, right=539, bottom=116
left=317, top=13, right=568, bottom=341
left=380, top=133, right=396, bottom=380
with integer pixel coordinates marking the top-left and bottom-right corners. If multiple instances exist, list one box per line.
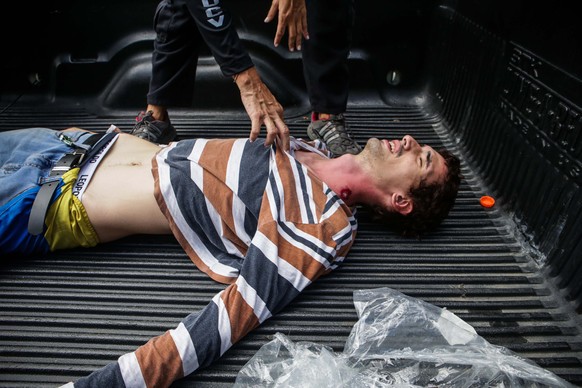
left=234, top=287, right=575, bottom=387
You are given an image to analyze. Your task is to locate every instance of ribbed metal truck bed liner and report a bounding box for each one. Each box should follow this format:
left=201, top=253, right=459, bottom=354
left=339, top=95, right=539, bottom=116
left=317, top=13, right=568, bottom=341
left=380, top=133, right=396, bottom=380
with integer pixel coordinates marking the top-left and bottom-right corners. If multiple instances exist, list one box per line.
left=1, top=106, right=580, bottom=386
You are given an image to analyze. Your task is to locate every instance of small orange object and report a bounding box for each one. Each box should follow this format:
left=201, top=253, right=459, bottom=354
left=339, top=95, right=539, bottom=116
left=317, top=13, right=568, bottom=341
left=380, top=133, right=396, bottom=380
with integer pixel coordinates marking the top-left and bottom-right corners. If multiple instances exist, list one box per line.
left=480, top=195, right=495, bottom=208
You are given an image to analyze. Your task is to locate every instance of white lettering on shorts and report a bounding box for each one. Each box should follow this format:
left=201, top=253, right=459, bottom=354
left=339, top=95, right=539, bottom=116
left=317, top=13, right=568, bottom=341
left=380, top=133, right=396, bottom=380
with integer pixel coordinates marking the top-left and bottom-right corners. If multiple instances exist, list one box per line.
left=74, top=133, right=119, bottom=201
left=72, top=174, right=89, bottom=197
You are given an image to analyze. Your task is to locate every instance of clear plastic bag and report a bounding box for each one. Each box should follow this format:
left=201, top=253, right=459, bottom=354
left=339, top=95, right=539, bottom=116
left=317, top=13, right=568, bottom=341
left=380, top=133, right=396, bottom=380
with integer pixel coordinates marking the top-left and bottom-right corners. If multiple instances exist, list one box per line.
left=234, top=287, right=575, bottom=387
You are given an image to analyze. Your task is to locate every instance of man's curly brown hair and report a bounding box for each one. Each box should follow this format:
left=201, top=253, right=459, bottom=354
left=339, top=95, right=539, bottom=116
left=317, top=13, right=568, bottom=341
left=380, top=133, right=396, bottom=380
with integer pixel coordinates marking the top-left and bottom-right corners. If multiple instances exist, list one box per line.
left=370, top=148, right=462, bottom=237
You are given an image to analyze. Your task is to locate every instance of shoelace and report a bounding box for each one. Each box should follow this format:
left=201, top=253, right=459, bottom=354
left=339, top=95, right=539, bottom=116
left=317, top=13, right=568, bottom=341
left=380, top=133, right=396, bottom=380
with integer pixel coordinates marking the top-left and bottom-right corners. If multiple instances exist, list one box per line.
left=325, top=119, right=361, bottom=150
left=134, top=116, right=163, bottom=141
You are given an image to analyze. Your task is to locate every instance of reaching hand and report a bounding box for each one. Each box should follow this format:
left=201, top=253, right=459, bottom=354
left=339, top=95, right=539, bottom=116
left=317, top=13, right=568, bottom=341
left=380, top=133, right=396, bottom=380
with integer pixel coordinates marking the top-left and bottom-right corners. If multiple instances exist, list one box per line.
left=264, top=0, right=308, bottom=51
left=234, top=67, right=290, bottom=151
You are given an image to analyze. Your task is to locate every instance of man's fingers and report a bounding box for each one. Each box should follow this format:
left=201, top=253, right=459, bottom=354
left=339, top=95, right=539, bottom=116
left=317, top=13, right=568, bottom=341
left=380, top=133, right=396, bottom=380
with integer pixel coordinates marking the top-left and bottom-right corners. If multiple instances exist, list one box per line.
left=249, top=117, right=261, bottom=143
left=278, top=132, right=290, bottom=151
left=295, top=33, right=302, bottom=51
left=273, top=116, right=290, bottom=151
left=301, top=13, right=309, bottom=41
left=287, top=24, right=297, bottom=51
left=264, top=0, right=278, bottom=23
left=274, top=24, right=286, bottom=48
left=270, top=0, right=287, bottom=47
left=263, top=117, right=277, bottom=146
left=236, top=66, right=288, bottom=148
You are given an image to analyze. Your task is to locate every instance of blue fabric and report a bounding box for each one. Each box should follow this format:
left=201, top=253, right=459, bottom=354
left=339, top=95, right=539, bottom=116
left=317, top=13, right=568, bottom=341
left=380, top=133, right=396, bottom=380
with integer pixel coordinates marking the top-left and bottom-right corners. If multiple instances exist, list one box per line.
left=74, top=361, right=126, bottom=388
left=0, top=128, right=92, bottom=255
left=1, top=186, right=53, bottom=256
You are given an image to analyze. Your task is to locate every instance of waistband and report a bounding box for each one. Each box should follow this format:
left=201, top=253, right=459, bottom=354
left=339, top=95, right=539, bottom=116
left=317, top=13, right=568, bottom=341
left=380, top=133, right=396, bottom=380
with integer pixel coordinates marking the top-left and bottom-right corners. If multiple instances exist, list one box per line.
left=27, top=131, right=117, bottom=235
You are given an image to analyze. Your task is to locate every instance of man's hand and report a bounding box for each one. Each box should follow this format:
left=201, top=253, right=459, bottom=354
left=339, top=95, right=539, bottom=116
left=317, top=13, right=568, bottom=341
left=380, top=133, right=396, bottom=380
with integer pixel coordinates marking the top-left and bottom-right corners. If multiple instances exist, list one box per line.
left=233, top=67, right=290, bottom=151
left=264, top=0, right=308, bottom=51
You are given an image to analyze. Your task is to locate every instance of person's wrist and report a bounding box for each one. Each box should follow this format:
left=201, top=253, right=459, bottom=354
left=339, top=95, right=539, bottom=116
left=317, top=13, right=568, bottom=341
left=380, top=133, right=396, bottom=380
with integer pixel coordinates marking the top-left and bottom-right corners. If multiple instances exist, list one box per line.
left=233, top=67, right=259, bottom=89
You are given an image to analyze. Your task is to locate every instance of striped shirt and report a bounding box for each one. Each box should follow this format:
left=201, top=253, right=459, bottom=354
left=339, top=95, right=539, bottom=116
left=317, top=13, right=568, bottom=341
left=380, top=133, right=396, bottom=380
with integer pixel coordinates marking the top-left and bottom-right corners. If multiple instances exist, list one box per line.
left=73, top=137, right=357, bottom=387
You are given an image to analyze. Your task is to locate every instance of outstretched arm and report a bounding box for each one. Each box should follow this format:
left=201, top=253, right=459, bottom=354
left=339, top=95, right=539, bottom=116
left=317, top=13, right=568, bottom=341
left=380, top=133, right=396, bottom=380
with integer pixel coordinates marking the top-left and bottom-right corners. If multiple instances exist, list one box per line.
left=71, top=221, right=352, bottom=387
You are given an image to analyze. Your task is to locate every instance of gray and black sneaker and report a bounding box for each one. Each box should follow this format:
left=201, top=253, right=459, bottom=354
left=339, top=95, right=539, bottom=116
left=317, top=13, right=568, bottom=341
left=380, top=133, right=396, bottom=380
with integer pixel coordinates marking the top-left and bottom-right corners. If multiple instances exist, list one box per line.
left=131, top=110, right=176, bottom=144
left=307, top=113, right=362, bottom=157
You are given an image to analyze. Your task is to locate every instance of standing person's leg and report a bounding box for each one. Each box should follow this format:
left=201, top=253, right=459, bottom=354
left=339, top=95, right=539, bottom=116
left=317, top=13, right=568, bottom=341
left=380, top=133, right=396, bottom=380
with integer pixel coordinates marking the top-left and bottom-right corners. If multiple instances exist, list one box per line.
left=302, top=0, right=361, bottom=157
left=303, top=0, right=352, bottom=115
left=132, top=0, right=203, bottom=144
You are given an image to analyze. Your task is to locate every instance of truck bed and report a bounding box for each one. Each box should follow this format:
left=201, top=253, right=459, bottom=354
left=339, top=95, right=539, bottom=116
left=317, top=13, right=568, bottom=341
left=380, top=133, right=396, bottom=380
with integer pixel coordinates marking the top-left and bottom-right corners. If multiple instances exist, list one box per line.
left=1, top=0, right=581, bottom=386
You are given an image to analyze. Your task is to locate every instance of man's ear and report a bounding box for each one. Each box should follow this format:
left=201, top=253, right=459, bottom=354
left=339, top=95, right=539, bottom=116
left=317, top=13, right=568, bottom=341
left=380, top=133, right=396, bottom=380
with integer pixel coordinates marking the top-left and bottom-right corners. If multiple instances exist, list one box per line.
left=391, top=192, right=413, bottom=215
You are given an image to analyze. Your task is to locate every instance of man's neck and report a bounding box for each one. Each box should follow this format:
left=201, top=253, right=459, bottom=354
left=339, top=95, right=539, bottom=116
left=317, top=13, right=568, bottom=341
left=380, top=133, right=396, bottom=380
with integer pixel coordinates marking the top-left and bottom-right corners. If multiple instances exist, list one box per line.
left=294, top=150, right=371, bottom=206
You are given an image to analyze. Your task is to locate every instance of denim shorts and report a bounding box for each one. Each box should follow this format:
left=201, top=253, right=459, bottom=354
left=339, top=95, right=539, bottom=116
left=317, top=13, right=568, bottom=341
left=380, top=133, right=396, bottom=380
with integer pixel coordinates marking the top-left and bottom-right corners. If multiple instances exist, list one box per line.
left=0, top=128, right=94, bottom=206
left=0, top=128, right=96, bottom=255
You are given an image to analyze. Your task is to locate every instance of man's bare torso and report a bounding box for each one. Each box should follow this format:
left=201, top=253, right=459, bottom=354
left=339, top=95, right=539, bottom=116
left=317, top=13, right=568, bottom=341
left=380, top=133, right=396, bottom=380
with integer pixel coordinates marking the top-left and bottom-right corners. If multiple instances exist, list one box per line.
left=64, top=129, right=171, bottom=242
left=65, top=129, right=329, bottom=244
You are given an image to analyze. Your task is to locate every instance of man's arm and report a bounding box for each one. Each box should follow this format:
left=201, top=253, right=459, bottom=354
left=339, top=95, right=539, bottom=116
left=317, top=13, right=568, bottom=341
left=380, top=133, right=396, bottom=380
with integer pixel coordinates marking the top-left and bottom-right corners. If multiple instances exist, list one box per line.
left=185, top=0, right=290, bottom=150
left=184, top=0, right=252, bottom=76
left=234, top=67, right=289, bottom=150
left=71, top=218, right=354, bottom=387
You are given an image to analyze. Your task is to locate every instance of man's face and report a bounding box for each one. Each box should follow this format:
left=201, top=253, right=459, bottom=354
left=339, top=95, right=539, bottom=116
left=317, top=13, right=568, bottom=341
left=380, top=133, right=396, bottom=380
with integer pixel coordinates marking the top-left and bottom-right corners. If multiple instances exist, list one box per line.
left=360, top=135, right=449, bottom=195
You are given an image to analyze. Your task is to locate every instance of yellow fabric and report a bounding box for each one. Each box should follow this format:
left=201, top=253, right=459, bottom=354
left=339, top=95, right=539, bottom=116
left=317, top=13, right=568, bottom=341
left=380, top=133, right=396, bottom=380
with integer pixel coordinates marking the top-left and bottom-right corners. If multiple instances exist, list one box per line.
left=45, top=168, right=100, bottom=251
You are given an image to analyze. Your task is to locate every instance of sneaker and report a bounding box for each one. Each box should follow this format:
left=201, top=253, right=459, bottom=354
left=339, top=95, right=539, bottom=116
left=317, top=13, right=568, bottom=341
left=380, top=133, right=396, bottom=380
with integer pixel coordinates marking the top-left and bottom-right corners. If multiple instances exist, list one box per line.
left=307, top=113, right=362, bottom=157
left=131, top=110, right=176, bottom=144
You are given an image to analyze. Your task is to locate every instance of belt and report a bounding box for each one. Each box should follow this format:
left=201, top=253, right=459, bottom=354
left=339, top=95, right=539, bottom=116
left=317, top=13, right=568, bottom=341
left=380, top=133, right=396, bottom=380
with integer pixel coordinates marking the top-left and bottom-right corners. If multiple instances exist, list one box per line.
left=27, top=131, right=116, bottom=236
